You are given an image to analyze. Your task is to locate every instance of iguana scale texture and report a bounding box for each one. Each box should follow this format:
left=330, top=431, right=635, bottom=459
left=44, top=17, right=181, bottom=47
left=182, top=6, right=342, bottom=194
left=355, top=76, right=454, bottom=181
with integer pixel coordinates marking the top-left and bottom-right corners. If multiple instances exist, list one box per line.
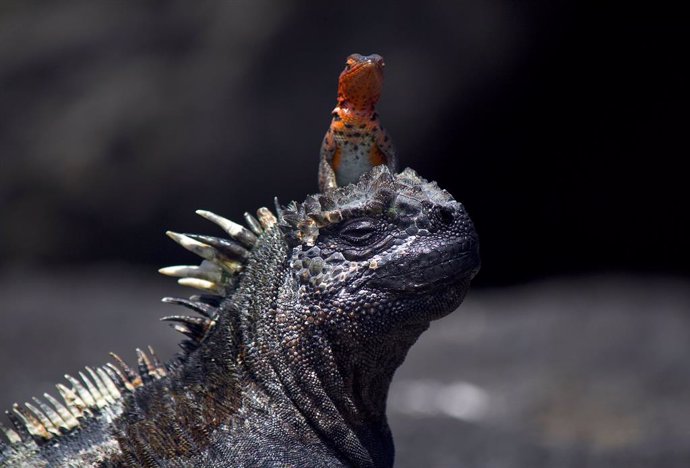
left=0, top=54, right=480, bottom=468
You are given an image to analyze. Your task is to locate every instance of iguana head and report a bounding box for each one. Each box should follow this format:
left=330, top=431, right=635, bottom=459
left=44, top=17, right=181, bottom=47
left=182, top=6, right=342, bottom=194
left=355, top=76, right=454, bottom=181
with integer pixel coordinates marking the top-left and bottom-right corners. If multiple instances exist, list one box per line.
left=280, top=165, right=479, bottom=343
left=147, top=164, right=479, bottom=467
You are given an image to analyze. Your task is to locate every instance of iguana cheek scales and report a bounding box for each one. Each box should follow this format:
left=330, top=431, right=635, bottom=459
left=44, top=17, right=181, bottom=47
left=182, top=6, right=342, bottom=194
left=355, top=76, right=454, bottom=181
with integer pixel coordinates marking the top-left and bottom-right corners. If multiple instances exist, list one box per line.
left=1, top=54, right=479, bottom=468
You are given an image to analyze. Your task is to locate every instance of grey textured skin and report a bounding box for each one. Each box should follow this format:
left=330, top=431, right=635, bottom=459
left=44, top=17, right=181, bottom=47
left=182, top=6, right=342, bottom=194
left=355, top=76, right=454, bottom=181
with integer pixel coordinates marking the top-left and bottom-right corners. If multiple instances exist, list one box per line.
left=0, top=166, right=479, bottom=467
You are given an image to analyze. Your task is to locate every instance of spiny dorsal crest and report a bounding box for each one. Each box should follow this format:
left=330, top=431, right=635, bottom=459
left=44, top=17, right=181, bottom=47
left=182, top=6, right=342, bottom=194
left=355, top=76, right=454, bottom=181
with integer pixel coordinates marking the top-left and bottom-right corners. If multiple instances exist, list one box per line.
left=280, top=165, right=454, bottom=246
left=0, top=347, right=165, bottom=448
left=159, top=205, right=279, bottom=350
left=0, top=206, right=279, bottom=451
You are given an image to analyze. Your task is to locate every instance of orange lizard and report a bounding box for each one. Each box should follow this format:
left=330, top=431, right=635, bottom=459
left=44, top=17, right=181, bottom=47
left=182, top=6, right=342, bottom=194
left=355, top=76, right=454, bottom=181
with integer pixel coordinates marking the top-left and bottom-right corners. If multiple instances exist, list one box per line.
left=318, top=53, right=397, bottom=192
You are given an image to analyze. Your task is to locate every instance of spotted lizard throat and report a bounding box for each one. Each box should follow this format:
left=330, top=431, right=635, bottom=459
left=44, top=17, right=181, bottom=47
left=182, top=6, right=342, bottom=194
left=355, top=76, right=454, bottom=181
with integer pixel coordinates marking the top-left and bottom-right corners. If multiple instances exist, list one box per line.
left=318, top=53, right=397, bottom=192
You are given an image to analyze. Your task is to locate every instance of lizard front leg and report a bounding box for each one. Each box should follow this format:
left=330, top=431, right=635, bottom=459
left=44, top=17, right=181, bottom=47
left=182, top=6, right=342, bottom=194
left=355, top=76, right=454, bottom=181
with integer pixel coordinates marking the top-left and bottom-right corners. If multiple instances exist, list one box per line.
left=374, top=125, right=397, bottom=175
left=319, top=128, right=339, bottom=192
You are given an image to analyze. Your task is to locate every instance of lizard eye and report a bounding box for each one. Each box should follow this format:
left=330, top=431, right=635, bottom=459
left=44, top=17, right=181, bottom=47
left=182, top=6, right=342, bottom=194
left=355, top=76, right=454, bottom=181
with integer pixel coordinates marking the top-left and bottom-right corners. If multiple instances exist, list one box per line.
left=345, top=55, right=361, bottom=70
left=339, top=219, right=377, bottom=245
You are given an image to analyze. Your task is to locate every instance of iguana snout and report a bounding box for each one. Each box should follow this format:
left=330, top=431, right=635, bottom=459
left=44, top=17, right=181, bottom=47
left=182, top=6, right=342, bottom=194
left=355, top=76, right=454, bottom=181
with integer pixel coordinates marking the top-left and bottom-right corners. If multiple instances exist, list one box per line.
left=368, top=233, right=479, bottom=294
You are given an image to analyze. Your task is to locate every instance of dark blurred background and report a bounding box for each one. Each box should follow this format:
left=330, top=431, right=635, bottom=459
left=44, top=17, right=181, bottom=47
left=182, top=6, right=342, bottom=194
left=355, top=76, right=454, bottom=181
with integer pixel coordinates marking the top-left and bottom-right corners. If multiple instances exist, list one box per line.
left=0, top=1, right=687, bottom=467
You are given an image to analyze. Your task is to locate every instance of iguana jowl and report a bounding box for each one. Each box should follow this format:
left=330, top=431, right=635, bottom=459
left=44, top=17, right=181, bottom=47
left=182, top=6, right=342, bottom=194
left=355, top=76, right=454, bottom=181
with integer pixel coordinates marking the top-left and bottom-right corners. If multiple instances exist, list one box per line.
left=0, top=56, right=480, bottom=468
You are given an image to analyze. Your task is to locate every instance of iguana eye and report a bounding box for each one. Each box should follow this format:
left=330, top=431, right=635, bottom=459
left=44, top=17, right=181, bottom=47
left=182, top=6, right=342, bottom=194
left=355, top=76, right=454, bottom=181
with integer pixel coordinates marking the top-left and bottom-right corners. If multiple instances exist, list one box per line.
left=339, top=219, right=377, bottom=244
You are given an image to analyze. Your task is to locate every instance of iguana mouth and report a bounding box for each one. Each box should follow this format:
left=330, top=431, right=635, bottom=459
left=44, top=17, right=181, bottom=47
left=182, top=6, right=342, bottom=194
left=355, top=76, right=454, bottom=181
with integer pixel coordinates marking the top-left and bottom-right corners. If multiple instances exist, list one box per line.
left=369, top=240, right=480, bottom=294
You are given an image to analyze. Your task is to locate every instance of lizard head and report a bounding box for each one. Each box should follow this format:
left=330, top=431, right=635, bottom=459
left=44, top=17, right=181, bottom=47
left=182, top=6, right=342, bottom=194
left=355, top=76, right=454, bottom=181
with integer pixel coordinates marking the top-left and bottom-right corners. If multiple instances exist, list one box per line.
left=337, top=53, right=385, bottom=111
left=280, top=166, right=480, bottom=342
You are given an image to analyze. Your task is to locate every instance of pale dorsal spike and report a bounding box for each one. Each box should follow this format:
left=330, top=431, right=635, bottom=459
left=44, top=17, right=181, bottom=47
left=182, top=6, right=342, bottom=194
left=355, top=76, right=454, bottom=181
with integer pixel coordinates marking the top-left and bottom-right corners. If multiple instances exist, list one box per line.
left=31, top=397, right=67, bottom=432
left=147, top=346, right=167, bottom=378
left=78, top=371, right=106, bottom=409
left=55, top=383, right=88, bottom=419
left=195, top=210, right=258, bottom=248
left=64, top=374, right=96, bottom=409
left=170, top=321, right=190, bottom=336
left=0, top=420, right=21, bottom=445
left=104, top=363, right=134, bottom=392
left=43, top=393, right=79, bottom=430
left=159, top=265, right=223, bottom=284
left=165, top=231, right=241, bottom=275
left=97, top=367, right=122, bottom=400
left=217, top=259, right=243, bottom=276
left=6, top=410, right=31, bottom=443
left=135, top=349, right=153, bottom=385
left=184, top=234, right=250, bottom=262
left=178, top=277, right=223, bottom=294
left=243, top=212, right=263, bottom=236
left=109, top=352, right=141, bottom=389
left=274, top=196, right=283, bottom=219
left=24, top=402, right=59, bottom=436
left=160, top=315, right=212, bottom=327
left=161, top=296, right=216, bottom=318
left=256, top=207, right=277, bottom=230
left=189, top=294, right=222, bottom=307
left=86, top=367, right=114, bottom=406
left=12, top=404, right=51, bottom=441
left=135, top=348, right=160, bottom=384
left=161, top=315, right=212, bottom=341
left=171, top=323, right=196, bottom=340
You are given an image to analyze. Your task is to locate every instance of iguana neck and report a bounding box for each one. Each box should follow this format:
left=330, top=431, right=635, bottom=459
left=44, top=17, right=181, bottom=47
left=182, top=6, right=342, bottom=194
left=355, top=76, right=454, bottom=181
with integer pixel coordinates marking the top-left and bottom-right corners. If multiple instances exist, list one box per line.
left=247, top=306, right=426, bottom=468
left=230, top=227, right=426, bottom=468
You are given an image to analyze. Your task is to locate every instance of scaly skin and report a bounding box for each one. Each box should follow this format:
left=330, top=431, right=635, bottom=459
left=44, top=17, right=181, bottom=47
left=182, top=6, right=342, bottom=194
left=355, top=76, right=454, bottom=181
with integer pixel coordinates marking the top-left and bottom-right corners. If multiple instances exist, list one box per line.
left=0, top=167, right=480, bottom=468
left=319, top=54, right=397, bottom=192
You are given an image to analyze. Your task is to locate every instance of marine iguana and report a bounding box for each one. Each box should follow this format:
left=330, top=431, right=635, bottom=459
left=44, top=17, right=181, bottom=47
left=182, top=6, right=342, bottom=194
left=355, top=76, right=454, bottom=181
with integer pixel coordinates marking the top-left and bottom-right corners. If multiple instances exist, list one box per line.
left=0, top=55, right=480, bottom=468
